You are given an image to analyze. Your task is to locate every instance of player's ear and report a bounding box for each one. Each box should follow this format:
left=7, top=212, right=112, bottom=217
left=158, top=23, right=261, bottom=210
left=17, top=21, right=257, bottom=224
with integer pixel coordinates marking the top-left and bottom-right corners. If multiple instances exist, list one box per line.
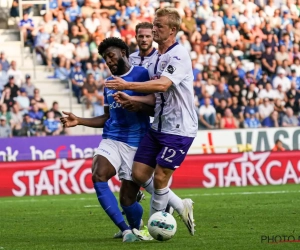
left=121, top=49, right=126, bottom=57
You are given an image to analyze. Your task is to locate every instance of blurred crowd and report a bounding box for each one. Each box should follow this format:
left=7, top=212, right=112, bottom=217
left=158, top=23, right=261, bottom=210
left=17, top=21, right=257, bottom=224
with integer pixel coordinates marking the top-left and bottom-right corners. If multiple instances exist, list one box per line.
left=6, top=0, right=300, bottom=133
left=0, top=56, right=65, bottom=138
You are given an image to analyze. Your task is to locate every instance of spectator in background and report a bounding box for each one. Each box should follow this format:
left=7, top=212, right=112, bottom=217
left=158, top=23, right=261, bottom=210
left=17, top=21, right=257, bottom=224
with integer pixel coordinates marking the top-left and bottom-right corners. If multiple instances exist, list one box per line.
left=230, top=95, right=244, bottom=126
left=99, top=9, right=111, bottom=34
left=21, top=74, right=35, bottom=98
left=10, top=102, right=22, bottom=134
left=216, top=98, right=228, bottom=125
left=181, top=8, right=197, bottom=38
left=228, top=69, right=246, bottom=95
left=70, top=62, right=85, bottom=103
left=48, top=101, right=62, bottom=120
left=285, top=92, right=299, bottom=115
left=82, top=73, right=102, bottom=109
left=7, top=61, right=23, bottom=87
left=272, top=139, right=286, bottom=151
left=272, top=68, right=291, bottom=92
left=34, top=26, right=50, bottom=63
left=244, top=109, right=261, bottom=128
left=0, top=52, right=10, bottom=72
left=213, top=83, right=232, bottom=107
left=0, top=103, right=12, bottom=124
left=0, top=116, right=11, bottom=138
left=16, top=114, right=37, bottom=137
left=43, top=111, right=62, bottom=135
left=257, top=72, right=270, bottom=90
left=244, top=98, right=259, bottom=119
left=275, top=45, right=290, bottom=66
left=19, top=12, right=34, bottom=45
left=4, top=76, right=19, bottom=98
left=58, top=36, right=76, bottom=70
left=288, top=69, right=300, bottom=88
left=28, top=103, right=44, bottom=124
left=69, top=25, right=82, bottom=46
left=0, top=88, right=14, bottom=110
left=65, top=0, right=81, bottom=23
left=243, top=83, right=258, bottom=105
left=92, top=25, right=105, bottom=41
left=106, top=23, right=121, bottom=38
left=76, top=39, right=90, bottom=68
left=220, top=108, right=239, bottom=129
left=259, top=97, right=274, bottom=120
left=84, top=11, right=100, bottom=36
left=14, top=88, right=30, bottom=115
left=0, top=64, right=8, bottom=94
left=262, top=110, right=279, bottom=127
left=37, top=12, right=53, bottom=34
left=258, top=82, right=277, bottom=100
left=198, top=97, right=216, bottom=129
left=30, top=88, right=47, bottom=111
left=52, top=11, right=68, bottom=35
left=50, top=24, right=63, bottom=44
left=282, top=107, right=298, bottom=126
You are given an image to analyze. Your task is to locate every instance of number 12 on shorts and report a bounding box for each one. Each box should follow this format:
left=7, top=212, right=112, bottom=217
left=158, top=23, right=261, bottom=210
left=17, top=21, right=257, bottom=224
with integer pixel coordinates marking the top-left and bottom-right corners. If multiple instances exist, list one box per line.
left=161, top=147, right=181, bottom=163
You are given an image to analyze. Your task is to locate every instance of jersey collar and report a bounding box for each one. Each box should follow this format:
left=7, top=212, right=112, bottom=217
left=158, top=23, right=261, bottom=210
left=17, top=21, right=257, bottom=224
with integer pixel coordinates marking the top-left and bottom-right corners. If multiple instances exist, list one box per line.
left=138, top=48, right=156, bottom=57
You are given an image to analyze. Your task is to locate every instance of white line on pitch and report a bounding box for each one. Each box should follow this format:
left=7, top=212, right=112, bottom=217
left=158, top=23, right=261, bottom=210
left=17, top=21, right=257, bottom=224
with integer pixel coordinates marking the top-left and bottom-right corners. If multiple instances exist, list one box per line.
left=84, top=205, right=99, bottom=208
left=1, top=190, right=299, bottom=203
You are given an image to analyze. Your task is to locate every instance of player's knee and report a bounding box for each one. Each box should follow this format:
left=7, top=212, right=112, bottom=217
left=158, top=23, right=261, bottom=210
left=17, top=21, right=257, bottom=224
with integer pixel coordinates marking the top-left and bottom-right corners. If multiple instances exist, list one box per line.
left=153, top=171, right=169, bottom=189
left=132, top=171, right=144, bottom=186
left=91, top=171, right=110, bottom=183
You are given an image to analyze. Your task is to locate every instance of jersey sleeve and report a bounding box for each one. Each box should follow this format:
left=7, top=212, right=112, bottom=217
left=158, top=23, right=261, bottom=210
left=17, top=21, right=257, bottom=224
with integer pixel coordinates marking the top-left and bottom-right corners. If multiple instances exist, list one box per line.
left=161, top=49, right=191, bottom=86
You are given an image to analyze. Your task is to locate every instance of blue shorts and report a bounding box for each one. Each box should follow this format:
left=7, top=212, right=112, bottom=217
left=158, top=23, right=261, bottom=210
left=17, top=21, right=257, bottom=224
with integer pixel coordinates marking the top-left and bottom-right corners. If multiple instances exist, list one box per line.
left=134, top=129, right=194, bottom=170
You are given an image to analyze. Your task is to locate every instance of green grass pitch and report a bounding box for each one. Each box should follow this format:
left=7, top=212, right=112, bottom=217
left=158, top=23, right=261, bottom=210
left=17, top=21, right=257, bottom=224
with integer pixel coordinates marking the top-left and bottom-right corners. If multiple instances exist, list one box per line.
left=1, top=184, right=300, bottom=250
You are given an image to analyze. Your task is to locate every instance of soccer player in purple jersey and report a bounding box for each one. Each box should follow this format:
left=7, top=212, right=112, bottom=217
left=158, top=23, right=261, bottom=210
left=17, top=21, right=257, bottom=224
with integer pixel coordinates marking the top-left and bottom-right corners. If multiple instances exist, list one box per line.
left=129, top=22, right=157, bottom=69
left=106, top=8, right=198, bottom=237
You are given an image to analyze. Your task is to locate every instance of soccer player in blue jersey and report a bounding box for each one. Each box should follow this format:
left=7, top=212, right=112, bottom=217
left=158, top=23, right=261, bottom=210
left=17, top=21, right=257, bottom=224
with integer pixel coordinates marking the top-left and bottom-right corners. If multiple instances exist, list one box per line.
left=60, top=37, right=154, bottom=242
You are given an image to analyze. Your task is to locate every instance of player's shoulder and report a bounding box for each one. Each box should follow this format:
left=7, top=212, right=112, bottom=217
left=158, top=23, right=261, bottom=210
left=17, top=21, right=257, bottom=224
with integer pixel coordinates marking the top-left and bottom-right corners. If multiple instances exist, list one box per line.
left=131, top=65, right=149, bottom=74
left=129, top=51, right=140, bottom=59
left=164, top=43, right=190, bottom=61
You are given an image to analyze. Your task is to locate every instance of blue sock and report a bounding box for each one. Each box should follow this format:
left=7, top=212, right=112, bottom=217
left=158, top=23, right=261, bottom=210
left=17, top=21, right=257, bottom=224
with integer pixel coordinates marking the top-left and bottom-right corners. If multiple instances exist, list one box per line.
left=94, top=182, right=130, bottom=232
left=122, top=202, right=143, bottom=230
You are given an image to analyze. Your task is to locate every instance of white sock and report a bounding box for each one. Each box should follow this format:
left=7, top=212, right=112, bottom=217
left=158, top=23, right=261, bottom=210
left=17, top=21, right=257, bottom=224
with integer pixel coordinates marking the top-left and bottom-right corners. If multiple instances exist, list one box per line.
left=142, top=177, right=154, bottom=194
left=143, top=178, right=184, bottom=215
left=168, top=190, right=184, bottom=215
left=150, top=187, right=169, bottom=216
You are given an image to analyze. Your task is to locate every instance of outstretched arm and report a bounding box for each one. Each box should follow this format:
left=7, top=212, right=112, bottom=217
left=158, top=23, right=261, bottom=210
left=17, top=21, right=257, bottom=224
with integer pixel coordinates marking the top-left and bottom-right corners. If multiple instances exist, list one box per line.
left=60, top=107, right=110, bottom=128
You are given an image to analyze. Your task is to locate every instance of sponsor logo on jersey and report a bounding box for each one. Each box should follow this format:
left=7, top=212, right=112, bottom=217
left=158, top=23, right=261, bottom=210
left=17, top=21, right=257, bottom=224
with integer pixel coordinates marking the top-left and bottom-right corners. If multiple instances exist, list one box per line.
left=160, top=61, right=167, bottom=71
left=173, top=56, right=181, bottom=60
left=166, top=65, right=176, bottom=74
left=109, top=101, right=122, bottom=109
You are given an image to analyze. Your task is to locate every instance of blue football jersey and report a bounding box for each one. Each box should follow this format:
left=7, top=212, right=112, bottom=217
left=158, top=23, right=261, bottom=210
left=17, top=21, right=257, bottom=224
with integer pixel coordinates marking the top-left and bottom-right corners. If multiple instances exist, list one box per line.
left=103, top=66, right=150, bottom=147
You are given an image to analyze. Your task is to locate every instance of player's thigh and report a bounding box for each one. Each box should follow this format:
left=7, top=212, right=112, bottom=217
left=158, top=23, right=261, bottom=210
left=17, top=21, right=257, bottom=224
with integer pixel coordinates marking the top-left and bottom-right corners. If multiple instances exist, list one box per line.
left=156, top=133, right=195, bottom=171
left=133, top=130, right=161, bottom=184
left=118, top=141, right=137, bottom=182
left=119, top=179, right=140, bottom=206
left=92, top=139, right=122, bottom=182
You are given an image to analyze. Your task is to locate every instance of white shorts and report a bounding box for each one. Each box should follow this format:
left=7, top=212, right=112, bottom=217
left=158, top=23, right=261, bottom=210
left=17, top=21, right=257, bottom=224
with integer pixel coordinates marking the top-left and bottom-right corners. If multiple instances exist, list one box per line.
left=94, top=139, right=137, bottom=181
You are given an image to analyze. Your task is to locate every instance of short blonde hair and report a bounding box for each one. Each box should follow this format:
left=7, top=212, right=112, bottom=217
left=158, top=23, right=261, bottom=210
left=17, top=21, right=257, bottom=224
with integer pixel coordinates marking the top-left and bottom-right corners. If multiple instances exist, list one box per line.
left=155, top=8, right=181, bottom=32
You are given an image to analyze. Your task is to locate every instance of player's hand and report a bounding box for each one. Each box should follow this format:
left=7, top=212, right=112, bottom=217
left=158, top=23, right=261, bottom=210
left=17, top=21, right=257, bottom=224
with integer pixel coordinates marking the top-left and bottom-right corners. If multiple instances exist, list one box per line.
left=60, top=111, right=79, bottom=128
left=105, top=76, right=128, bottom=90
left=113, top=92, right=140, bottom=112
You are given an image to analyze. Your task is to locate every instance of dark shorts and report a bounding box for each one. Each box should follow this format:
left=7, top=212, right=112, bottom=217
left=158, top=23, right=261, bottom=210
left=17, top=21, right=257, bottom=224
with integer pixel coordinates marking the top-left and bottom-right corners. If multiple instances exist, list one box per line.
left=134, top=129, right=194, bottom=170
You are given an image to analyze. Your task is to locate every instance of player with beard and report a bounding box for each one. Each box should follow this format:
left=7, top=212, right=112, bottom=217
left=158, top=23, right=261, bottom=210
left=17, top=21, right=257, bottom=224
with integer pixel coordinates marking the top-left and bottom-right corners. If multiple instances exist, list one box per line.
left=61, top=37, right=154, bottom=243
left=129, top=22, right=157, bottom=68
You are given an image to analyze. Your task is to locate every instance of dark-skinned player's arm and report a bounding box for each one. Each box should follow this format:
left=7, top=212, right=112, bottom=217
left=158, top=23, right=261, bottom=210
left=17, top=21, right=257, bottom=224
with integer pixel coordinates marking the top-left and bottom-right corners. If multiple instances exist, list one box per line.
left=60, top=107, right=110, bottom=128
left=113, top=92, right=155, bottom=117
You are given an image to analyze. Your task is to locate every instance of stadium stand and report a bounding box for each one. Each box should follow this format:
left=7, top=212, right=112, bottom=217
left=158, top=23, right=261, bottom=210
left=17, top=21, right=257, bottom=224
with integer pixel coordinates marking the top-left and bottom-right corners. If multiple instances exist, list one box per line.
left=1, top=0, right=300, bottom=138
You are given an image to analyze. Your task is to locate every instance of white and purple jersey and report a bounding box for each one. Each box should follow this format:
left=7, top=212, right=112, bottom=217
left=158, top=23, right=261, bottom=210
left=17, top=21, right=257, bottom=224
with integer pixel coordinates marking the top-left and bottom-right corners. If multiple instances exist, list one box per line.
left=147, top=42, right=198, bottom=138
left=129, top=48, right=157, bottom=69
